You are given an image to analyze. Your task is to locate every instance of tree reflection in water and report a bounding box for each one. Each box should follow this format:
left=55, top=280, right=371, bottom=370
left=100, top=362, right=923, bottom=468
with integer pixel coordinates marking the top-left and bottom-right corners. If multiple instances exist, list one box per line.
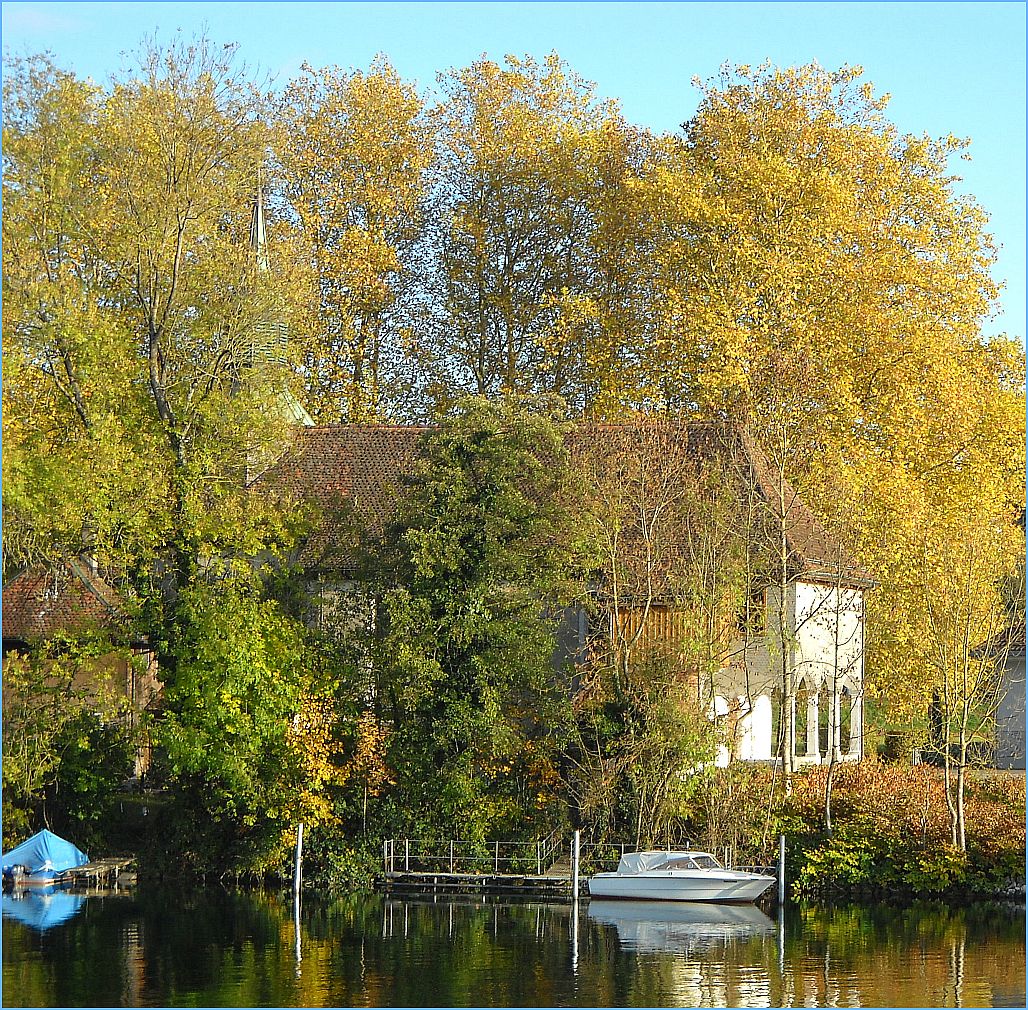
left=2, top=889, right=1024, bottom=1007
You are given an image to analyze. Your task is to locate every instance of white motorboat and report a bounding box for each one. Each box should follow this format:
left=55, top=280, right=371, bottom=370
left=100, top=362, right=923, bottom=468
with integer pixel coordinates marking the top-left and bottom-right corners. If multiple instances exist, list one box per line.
left=587, top=850, right=775, bottom=903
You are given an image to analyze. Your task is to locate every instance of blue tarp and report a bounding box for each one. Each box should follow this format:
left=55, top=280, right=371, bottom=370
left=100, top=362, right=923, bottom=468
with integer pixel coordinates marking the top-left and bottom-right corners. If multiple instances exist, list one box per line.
left=1, top=889, right=85, bottom=931
left=1, top=829, right=89, bottom=879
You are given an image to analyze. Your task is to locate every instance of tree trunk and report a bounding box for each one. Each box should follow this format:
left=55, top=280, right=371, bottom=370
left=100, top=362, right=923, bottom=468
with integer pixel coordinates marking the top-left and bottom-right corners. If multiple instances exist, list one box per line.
left=956, top=734, right=967, bottom=851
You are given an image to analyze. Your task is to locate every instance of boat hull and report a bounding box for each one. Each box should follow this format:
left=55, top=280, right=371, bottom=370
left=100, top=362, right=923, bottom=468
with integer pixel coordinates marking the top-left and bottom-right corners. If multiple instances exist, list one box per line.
left=2, top=871, right=59, bottom=890
left=587, top=871, right=774, bottom=903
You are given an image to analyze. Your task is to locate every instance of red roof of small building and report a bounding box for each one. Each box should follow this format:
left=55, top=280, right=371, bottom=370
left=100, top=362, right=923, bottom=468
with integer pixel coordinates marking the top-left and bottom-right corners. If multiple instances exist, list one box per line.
left=2, top=558, right=129, bottom=644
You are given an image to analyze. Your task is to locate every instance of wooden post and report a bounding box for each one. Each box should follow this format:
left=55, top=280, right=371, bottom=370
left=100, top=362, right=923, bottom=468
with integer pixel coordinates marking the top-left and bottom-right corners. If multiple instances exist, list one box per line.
left=778, top=834, right=786, bottom=905
left=404, top=838, right=409, bottom=873
left=383, top=839, right=388, bottom=877
left=536, top=841, right=541, bottom=875
left=571, top=830, right=580, bottom=902
left=495, top=840, right=500, bottom=873
left=293, top=822, right=304, bottom=896
left=449, top=839, right=454, bottom=873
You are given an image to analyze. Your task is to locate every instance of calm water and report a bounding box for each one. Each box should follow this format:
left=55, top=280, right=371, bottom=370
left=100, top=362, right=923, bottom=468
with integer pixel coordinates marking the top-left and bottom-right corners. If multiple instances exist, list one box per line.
left=2, top=888, right=1024, bottom=1007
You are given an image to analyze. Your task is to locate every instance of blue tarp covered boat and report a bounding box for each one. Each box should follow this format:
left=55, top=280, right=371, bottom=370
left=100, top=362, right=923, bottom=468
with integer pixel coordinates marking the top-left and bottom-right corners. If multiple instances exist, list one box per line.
left=2, top=829, right=89, bottom=886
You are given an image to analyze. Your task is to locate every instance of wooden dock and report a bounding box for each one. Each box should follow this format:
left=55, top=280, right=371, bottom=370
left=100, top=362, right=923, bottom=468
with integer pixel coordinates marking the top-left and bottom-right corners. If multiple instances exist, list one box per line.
left=58, top=857, right=136, bottom=887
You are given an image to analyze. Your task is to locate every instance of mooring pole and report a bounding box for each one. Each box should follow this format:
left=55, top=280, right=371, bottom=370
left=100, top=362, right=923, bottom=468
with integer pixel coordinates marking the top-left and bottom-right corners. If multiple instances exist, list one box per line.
left=571, top=830, right=581, bottom=902
left=778, top=834, right=786, bottom=905
left=405, top=838, right=410, bottom=873
left=293, top=822, right=304, bottom=896
left=570, top=894, right=579, bottom=975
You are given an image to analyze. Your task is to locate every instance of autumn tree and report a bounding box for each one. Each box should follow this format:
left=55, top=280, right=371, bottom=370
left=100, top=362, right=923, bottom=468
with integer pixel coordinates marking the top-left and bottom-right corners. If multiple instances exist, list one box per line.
left=428, top=54, right=619, bottom=404
left=2, top=40, right=333, bottom=867
left=918, top=502, right=1023, bottom=851
left=536, top=116, right=662, bottom=417
left=626, top=62, right=1026, bottom=735
left=1, top=54, right=157, bottom=576
left=3, top=39, right=301, bottom=586
left=276, top=58, right=432, bottom=423
left=566, top=421, right=742, bottom=845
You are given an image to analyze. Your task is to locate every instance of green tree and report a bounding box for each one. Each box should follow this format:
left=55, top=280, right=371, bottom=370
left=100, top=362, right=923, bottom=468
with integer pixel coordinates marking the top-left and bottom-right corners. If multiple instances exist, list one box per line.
left=1, top=636, right=137, bottom=849
left=155, top=577, right=344, bottom=874
left=2, top=38, right=300, bottom=616
left=2, top=40, right=322, bottom=869
left=368, top=395, right=588, bottom=838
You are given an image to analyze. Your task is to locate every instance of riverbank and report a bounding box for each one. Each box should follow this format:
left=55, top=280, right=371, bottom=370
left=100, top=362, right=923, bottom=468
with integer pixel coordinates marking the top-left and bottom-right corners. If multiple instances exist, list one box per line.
left=29, top=757, right=1025, bottom=905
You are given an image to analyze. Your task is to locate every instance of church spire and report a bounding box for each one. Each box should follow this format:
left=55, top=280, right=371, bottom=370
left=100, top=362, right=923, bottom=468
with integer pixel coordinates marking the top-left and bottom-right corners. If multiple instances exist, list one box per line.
left=241, top=165, right=313, bottom=429
left=249, top=166, right=270, bottom=272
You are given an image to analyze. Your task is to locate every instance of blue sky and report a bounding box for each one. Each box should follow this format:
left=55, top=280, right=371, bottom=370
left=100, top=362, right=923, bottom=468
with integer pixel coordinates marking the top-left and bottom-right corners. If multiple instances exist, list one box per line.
left=3, top=1, right=1025, bottom=341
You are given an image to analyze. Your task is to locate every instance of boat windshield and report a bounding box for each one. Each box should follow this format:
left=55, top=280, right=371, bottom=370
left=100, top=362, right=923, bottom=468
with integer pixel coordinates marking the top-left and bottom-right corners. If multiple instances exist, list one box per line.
left=655, top=853, right=724, bottom=871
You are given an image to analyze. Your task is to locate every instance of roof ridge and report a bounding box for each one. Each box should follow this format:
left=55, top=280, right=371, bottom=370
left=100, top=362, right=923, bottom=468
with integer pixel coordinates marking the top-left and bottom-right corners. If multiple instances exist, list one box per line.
left=304, top=424, right=434, bottom=432
left=65, top=557, right=125, bottom=620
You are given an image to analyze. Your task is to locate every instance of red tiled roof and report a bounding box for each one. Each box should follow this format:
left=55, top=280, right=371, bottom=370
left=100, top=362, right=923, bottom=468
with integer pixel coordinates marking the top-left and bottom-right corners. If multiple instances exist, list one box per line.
left=2, top=559, right=129, bottom=643
left=974, top=620, right=1027, bottom=659
left=736, top=427, right=873, bottom=585
left=261, top=421, right=871, bottom=586
left=260, top=425, right=428, bottom=565
left=568, top=422, right=872, bottom=586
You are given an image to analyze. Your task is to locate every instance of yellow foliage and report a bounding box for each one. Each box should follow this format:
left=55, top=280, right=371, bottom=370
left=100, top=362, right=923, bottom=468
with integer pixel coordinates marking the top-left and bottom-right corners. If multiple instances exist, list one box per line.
left=276, top=58, right=431, bottom=422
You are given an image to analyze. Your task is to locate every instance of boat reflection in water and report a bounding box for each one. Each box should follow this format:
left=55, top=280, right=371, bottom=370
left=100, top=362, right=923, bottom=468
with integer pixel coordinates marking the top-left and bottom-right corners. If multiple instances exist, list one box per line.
left=587, top=899, right=775, bottom=953
left=2, top=887, right=86, bottom=931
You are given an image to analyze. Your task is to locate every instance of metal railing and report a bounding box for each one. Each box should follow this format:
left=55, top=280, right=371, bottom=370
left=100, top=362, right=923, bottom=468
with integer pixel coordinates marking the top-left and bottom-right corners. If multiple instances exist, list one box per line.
left=383, top=830, right=566, bottom=877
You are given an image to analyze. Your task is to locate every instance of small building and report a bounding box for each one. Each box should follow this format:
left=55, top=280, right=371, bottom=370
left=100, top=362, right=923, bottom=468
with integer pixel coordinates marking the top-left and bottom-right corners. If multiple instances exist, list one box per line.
left=2, top=557, right=160, bottom=777
left=976, top=622, right=1027, bottom=770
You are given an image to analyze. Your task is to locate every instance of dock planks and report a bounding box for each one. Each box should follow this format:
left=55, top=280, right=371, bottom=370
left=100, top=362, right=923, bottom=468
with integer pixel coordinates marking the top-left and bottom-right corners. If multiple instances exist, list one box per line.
left=58, top=857, right=136, bottom=886
left=378, top=871, right=573, bottom=897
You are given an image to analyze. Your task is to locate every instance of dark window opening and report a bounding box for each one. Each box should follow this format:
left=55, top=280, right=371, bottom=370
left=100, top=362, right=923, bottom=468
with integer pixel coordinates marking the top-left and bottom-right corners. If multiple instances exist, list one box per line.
left=770, top=687, right=783, bottom=757
left=818, top=685, right=831, bottom=756
left=840, top=688, right=853, bottom=753
left=737, top=584, right=767, bottom=635
left=795, top=681, right=810, bottom=756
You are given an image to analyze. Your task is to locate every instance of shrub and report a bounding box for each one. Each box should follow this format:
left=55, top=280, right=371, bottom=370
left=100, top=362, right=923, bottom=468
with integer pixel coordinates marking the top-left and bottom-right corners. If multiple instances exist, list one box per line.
left=783, top=759, right=1024, bottom=898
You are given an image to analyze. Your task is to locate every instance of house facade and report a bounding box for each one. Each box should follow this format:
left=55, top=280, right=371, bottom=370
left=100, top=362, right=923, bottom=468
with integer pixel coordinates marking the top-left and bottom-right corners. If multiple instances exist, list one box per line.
left=978, top=622, right=1027, bottom=771
left=718, top=580, right=866, bottom=765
